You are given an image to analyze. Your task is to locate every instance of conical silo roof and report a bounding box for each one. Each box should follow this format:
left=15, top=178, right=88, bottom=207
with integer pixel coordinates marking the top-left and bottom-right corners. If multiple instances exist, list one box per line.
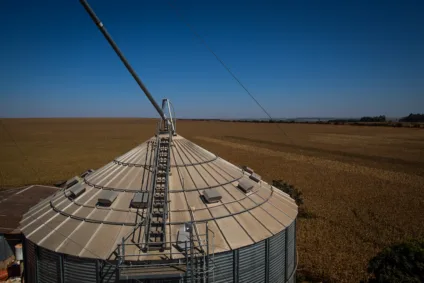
left=19, top=135, right=297, bottom=261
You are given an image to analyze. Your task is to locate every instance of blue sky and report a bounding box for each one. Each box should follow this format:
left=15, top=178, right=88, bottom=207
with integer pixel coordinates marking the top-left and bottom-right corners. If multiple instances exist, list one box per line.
left=1, top=0, right=423, bottom=119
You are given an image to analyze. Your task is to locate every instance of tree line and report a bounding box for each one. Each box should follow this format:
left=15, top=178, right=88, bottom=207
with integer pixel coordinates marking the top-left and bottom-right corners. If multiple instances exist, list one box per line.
left=214, top=113, right=424, bottom=125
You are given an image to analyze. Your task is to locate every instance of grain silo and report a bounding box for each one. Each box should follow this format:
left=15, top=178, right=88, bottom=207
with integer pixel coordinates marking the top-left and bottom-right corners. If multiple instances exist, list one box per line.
left=19, top=1, right=298, bottom=282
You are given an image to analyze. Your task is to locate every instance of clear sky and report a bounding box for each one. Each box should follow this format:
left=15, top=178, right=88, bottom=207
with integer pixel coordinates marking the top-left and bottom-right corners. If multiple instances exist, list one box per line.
left=1, top=0, right=423, bottom=119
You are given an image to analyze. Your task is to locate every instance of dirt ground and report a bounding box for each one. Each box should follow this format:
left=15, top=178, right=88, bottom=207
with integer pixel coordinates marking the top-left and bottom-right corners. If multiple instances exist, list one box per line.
left=1, top=118, right=423, bottom=282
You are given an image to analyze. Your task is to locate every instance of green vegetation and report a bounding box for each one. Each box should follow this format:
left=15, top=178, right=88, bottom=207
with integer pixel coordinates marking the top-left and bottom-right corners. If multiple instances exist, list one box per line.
left=272, top=180, right=303, bottom=205
left=400, top=113, right=424, bottom=122
left=366, top=240, right=424, bottom=283
left=272, top=180, right=316, bottom=219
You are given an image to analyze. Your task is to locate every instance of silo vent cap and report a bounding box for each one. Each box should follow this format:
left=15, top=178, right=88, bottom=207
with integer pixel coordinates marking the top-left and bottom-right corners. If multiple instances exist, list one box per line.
left=65, top=176, right=82, bottom=189
left=98, top=191, right=119, bottom=206
left=68, top=183, right=86, bottom=198
left=242, top=166, right=254, bottom=174
left=249, top=173, right=262, bottom=183
left=131, top=192, right=149, bottom=208
left=203, top=189, right=222, bottom=203
left=238, top=179, right=254, bottom=193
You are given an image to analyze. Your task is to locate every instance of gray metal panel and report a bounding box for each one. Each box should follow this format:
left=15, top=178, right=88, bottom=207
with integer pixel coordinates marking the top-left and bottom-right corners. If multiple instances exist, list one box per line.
left=38, top=247, right=61, bottom=283
left=287, top=240, right=296, bottom=278
left=287, top=221, right=295, bottom=243
left=239, top=241, right=266, bottom=283
left=0, top=234, right=13, bottom=261
left=286, top=220, right=296, bottom=279
left=211, top=251, right=234, bottom=283
left=269, top=230, right=286, bottom=283
left=25, top=240, right=37, bottom=283
left=64, top=255, right=97, bottom=283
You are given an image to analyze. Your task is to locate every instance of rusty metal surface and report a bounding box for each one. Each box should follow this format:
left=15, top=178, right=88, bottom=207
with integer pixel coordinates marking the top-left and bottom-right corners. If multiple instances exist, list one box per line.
left=0, top=185, right=58, bottom=234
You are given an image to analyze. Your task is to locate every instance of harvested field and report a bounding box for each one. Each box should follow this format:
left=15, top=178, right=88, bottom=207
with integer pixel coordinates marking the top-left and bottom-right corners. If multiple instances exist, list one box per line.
left=1, top=118, right=424, bottom=282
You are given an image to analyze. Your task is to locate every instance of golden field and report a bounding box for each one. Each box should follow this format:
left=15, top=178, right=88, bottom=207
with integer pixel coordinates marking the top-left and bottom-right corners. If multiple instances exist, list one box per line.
left=1, top=118, right=423, bottom=282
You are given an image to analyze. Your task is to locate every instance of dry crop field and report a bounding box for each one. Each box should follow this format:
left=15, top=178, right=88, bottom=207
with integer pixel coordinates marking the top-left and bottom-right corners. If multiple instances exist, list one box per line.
left=1, top=118, right=424, bottom=282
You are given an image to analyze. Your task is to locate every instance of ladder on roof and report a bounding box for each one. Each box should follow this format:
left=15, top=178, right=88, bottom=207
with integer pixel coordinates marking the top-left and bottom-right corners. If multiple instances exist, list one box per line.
left=143, top=122, right=172, bottom=252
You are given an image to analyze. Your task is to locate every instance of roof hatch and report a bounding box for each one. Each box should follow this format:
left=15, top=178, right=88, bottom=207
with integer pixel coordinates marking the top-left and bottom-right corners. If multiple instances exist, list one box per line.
left=98, top=191, right=119, bottom=206
left=68, top=183, right=86, bottom=198
left=65, top=176, right=82, bottom=189
left=80, top=169, right=95, bottom=178
left=131, top=192, right=149, bottom=208
left=242, top=166, right=254, bottom=174
left=238, top=179, right=254, bottom=193
left=249, top=173, right=261, bottom=183
left=203, top=189, right=222, bottom=203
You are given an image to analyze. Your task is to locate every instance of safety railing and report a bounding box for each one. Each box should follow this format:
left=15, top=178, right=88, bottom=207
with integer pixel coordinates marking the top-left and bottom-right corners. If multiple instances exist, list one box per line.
left=116, top=222, right=215, bottom=282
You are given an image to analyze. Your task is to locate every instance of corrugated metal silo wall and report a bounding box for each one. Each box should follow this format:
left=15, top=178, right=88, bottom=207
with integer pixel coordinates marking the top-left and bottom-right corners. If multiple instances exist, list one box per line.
left=286, top=220, right=296, bottom=279
left=37, top=246, right=61, bottom=283
left=187, top=219, right=297, bottom=283
left=24, top=219, right=296, bottom=283
left=64, top=255, right=97, bottom=283
left=238, top=240, right=266, bottom=282
left=211, top=251, right=233, bottom=283
left=269, top=229, right=286, bottom=283
left=25, top=239, right=37, bottom=283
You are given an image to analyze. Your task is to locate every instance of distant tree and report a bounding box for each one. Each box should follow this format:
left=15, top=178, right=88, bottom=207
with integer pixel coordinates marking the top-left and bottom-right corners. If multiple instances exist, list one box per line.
left=328, top=118, right=359, bottom=123
left=399, top=113, right=424, bottom=122
left=366, top=240, right=424, bottom=283
left=360, top=115, right=386, bottom=122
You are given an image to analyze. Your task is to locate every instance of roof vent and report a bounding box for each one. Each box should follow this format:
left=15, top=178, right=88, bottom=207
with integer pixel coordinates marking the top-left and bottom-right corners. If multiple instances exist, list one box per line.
left=242, top=166, right=254, bottom=174
left=249, top=173, right=262, bottom=183
left=65, top=176, right=81, bottom=189
left=80, top=169, right=95, bottom=178
left=238, top=179, right=254, bottom=193
left=98, top=191, right=119, bottom=206
left=68, top=183, right=86, bottom=198
left=203, top=189, right=222, bottom=203
left=131, top=192, right=149, bottom=208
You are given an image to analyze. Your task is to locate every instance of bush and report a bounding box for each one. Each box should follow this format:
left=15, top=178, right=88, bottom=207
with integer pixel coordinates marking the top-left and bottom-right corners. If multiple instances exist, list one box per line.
left=272, top=180, right=304, bottom=206
left=272, top=180, right=316, bottom=218
left=366, top=240, right=424, bottom=283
